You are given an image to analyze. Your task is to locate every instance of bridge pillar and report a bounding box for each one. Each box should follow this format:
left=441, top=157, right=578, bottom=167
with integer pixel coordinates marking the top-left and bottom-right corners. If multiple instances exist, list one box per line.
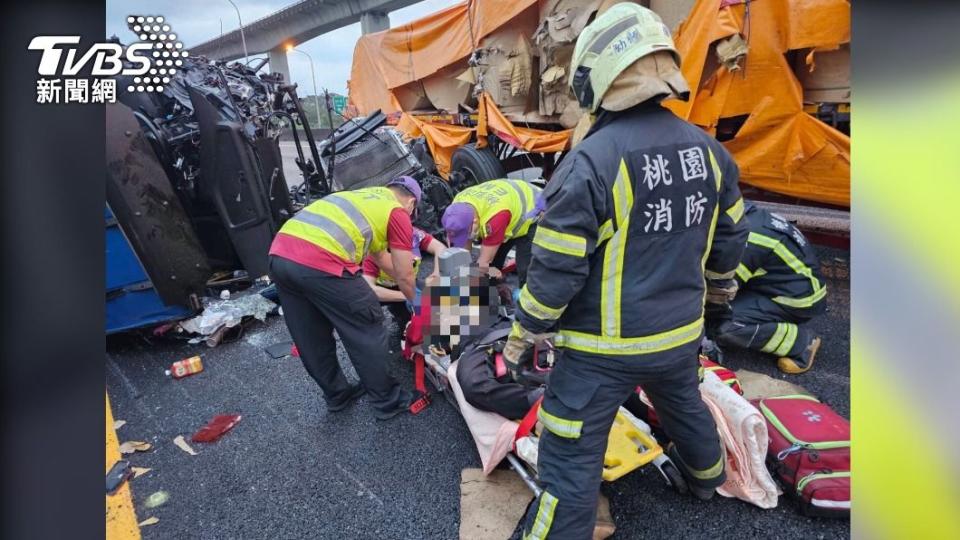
left=360, top=11, right=390, bottom=34
left=268, top=46, right=291, bottom=84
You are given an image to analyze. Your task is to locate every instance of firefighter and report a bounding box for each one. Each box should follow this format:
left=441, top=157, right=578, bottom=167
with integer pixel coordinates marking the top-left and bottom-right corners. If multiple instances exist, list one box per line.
left=441, top=178, right=543, bottom=285
left=267, top=176, right=423, bottom=421
left=504, top=5, right=749, bottom=538
left=361, top=226, right=447, bottom=332
left=709, top=202, right=826, bottom=374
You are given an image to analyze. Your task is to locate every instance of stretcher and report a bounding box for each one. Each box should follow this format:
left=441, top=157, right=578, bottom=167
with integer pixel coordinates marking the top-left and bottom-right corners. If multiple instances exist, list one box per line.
left=410, top=341, right=688, bottom=496
left=403, top=248, right=688, bottom=496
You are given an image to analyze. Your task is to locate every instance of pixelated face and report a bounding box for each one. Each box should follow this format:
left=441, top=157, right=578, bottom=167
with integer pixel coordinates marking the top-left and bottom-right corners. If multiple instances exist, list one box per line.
left=424, top=266, right=499, bottom=356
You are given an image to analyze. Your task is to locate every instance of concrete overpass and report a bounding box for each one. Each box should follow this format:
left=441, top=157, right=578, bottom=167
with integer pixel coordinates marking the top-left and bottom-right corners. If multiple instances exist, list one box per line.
left=189, top=0, right=426, bottom=82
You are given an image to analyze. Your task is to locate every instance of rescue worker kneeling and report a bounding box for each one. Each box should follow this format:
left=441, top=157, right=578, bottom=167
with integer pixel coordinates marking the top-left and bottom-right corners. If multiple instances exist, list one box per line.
left=362, top=226, right=447, bottom=332
left=441, top=179, right=543, bottom=284
left=505, top=5, right=749, bottom=538
left=268, top=176, right=423, bottom=421
left=708, top=202, right=826, bottom=374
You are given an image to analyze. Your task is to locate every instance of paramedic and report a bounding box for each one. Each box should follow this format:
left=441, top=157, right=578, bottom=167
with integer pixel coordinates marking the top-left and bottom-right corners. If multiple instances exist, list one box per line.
left=709, top=202, right=826, bottom=374
left=267, top=176, right=423, bottom=421
left=362, top=226, right=447, bottom=331
left=504, top=5, right=749, bottom=538
left=441, top=179, right=543, bottom=285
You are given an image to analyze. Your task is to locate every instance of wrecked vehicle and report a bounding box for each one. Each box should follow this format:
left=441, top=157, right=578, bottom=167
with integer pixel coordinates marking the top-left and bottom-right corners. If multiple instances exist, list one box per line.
left=106, top=43, right=452, bottom=333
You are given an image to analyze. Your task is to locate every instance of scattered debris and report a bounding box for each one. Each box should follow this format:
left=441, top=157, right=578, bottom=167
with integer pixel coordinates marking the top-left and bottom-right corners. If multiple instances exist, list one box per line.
left=144, top=491, right=170, bottom=509
left=131, top=467, right=151, bottom=479
left=192, top=414, right=242, bottom=443
left=264, top=341, right=294, bottom=359
left=178, top=294, right=277, bottom=347
left=138, top=517, right=160, bottom=527
left=173, top=435, right=199, bottom=456
left=113, top=420, right=126, bottom=430
left=118, top=441, right=152, bottom=454
left=106, top=460, right=133, bottom=495
left=166, top=356, right=204, bottom=379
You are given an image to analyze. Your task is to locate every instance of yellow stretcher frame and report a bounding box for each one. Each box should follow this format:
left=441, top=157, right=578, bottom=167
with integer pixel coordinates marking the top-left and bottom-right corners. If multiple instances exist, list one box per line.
left=602, top=410, right=664, bottom=482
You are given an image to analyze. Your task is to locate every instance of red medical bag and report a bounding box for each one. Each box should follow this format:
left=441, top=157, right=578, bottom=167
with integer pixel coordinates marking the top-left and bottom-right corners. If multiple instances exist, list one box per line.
left=755, top=395, right=851, bottom=517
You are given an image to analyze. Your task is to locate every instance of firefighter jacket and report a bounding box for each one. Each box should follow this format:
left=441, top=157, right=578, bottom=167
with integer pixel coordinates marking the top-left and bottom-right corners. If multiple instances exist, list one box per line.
left=736, top=203, right=827, bottom=312
left=516, top=102, right=749, bottom=355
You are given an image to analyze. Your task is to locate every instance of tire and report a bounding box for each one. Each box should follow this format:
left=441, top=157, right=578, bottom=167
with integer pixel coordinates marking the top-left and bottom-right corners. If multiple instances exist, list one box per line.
left=450, top=144, right=506, bottom=189
left=659, top=462, right=689, bottom=495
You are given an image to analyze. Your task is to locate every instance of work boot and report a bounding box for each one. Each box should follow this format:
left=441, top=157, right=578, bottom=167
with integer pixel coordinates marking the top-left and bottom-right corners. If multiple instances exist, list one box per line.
left=666, top=444, right=720, bottom=501
left=778, top=337, right=821, bottom=375
left=327, top=385, right=366, bottom=412
left=374, top=390, right=414, bottom=421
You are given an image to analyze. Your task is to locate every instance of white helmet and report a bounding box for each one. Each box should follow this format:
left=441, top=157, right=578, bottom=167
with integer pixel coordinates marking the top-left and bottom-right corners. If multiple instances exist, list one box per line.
left=570, top=3, right=682, bottom=112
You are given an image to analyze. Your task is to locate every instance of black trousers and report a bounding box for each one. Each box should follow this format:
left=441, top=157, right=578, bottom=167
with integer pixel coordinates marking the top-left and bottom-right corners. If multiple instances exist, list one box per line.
left=268, top=256, right=404, bottom=412
left=523, top=343, right=725, bottom=540
left=714, top=290, right=820, bottom=366
left=456, top=343, right=542, bottom=419
left=490, top=224, right=536, bottom=286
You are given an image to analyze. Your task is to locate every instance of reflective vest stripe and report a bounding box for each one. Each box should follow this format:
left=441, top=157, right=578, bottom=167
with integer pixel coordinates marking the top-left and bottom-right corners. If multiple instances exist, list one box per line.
left=688, top=454, right=726, bottom=480
left=519, top=286, right=566, bottom=321
left=537, top=407, right=583, bottom=439
left=774, top=323, right=798, bottom=356
left=699, top=149, right=722, bottom=315
left=748, top=232, right=823, bottom=295
left=504, top=180, right=533, bottom=238
left=725, top=196, right=745, bottom=223
left=325, top=195, right=372, bottom=256
left=762, top=323, right=788, bottom=353
left=533, top=226, right=587, bottom=257
left=598, top=219, right=614, bottom=243
left=556, top=318, right=703, bottom=355
left=291, top=211, right=358, bottom=261
left=736, top=263, right=768, bottom=283
left=601, top=159, right=634, bottom=337
left=524, top=491, right=559, bottom=540
left=773, top=286, right=827, bottom=308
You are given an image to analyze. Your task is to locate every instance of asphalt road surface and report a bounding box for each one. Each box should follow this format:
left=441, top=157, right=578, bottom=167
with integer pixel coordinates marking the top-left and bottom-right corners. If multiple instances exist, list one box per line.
left=106, top=247, right=850, bottom=539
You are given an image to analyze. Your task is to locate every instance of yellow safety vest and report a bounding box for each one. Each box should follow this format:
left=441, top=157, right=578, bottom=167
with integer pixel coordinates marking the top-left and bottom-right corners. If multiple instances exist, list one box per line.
left=279, top=187, right=401, bottom=264
left=376, top=228, right=427, bottom=287
left=452, top=179, right=540, bottom=242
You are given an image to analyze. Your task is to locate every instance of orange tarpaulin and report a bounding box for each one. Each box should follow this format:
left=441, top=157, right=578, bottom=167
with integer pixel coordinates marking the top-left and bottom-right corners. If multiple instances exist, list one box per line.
left=477, top=93, right=571, bottom=154
left=396, top=113, right=474, bottom=178
left=665, top=0, right=850, bottom=207
left=349, top=0, right=538, bottom=114
left=396, top=94, right=572, bottom=179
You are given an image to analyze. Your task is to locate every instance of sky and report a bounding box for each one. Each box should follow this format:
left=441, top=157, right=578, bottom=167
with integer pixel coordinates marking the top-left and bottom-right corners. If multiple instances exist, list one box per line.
left=105, top=0, right=460, bottom=96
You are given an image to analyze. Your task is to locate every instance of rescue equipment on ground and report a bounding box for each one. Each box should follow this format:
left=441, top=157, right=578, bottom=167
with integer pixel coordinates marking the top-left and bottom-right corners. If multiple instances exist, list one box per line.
left=755, top=395, right=850, bottom=517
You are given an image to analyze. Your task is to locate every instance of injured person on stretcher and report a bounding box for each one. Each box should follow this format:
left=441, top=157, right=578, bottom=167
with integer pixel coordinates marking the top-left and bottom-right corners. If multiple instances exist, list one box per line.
left=401, top=248, right=780, bottom=533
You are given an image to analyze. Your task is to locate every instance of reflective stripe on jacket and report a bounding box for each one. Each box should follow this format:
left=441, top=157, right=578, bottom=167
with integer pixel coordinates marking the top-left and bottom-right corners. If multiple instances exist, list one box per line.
left=278, top=187, right=400, bottom=264
left=452, top=179, right=541, bottom=242
left=735, top=203, right=826, bottom=311
left=516, top=103, right=749, bottom=356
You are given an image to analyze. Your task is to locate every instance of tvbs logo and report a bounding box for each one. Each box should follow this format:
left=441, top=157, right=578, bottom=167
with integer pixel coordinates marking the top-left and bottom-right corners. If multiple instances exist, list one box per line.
left=28, top=15, right=185, bottom=104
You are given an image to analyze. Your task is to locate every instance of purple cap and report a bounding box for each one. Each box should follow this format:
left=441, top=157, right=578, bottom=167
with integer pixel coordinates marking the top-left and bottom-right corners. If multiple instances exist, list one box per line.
left=386, top=175, right=422, bottom=203
left=442, top=203, right=476, bottom=248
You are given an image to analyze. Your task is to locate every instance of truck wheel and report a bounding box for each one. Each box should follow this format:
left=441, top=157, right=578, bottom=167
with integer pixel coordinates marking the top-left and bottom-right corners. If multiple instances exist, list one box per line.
left=450, top=145, right=506, bottom=189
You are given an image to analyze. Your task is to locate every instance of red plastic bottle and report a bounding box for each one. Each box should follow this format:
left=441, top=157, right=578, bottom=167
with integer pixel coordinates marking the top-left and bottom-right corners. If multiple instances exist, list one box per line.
left=166, top=356, right=204, bottom=379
